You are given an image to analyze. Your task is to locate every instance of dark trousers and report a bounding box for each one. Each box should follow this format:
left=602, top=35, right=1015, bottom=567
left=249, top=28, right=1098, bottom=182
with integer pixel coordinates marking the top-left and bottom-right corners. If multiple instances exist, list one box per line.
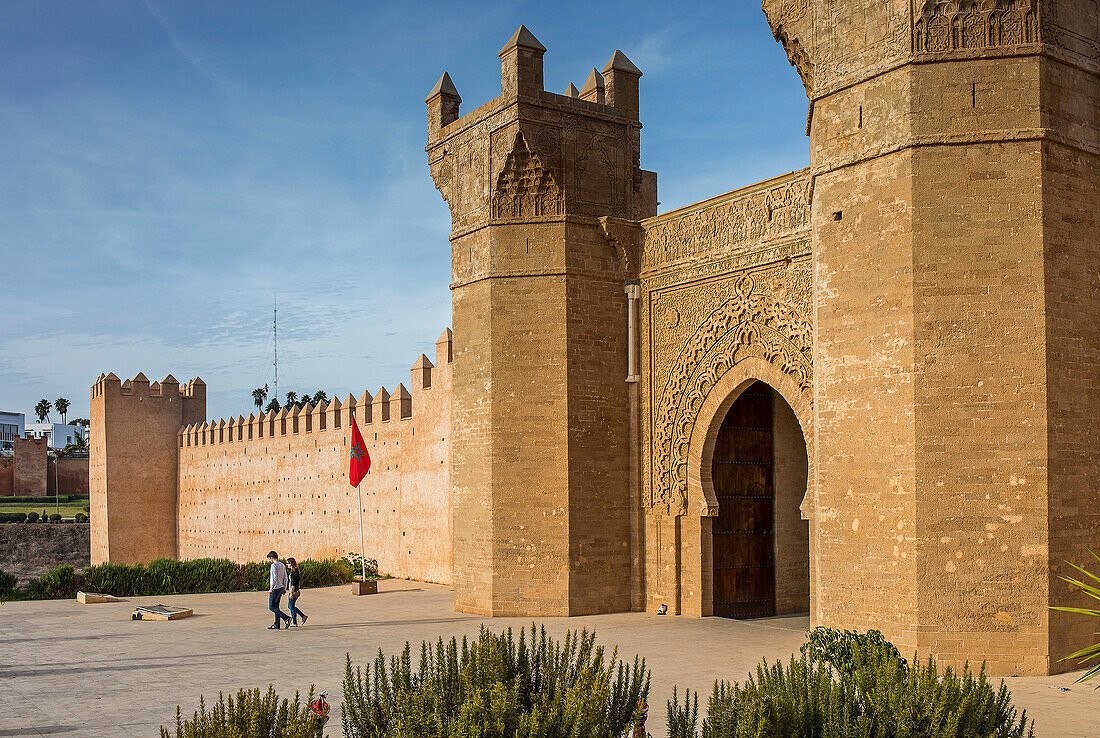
left=288, top=592, right=305, bottom=624
left=269, top=587, right=290, bottom=626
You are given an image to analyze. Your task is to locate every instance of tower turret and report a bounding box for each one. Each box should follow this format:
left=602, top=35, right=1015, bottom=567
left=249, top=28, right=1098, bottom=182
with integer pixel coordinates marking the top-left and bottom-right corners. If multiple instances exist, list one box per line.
left=427, top=27, right=656, bottom=616
left=90, top=372, right=205, bottom=564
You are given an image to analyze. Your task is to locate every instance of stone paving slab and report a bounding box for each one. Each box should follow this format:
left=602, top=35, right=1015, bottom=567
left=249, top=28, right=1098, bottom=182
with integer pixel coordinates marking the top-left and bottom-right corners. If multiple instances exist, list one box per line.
left=0, top=579, right=1095, bottom=737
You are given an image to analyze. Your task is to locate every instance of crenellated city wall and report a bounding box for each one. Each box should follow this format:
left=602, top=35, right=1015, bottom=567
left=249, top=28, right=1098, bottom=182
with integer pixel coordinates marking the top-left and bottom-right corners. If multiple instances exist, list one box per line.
left=175, top=330, right=453, bottom=583
left=91, top=330, right=454, bottom=584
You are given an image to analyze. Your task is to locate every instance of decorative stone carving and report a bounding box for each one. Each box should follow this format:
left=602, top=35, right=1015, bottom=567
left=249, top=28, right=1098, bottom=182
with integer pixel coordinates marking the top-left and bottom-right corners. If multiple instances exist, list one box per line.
left=598, top=217, right=640, bottom=275
left=491, top=132, right=563, bottom=219
left=783, top=0, right=809, bottom=22
left=913, top=0, right=1043, bottom=53
left=650, top=271, right=812, bottom=516
left=642, top=174, right=810, bottom=271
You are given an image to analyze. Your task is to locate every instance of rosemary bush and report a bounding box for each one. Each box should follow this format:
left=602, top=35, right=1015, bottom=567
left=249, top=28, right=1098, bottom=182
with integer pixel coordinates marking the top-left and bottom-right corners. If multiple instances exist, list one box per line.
left=342, top=625, right=650, bottom=737
left=160, top=686, right=319, bottom=738
left=667, top=630, right=1033, bottom=738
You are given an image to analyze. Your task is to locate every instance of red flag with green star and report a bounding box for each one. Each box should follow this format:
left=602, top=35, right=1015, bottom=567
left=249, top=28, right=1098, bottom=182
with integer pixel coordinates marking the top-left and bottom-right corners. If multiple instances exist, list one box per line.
left=349, top=416, right=370, bottom=487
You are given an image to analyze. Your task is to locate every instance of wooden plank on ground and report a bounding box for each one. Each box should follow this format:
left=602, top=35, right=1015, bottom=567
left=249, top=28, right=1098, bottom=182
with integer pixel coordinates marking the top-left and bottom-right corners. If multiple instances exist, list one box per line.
left=132, top=605, right=193, bottom=621
left=77, top=591, right=120, bottom=604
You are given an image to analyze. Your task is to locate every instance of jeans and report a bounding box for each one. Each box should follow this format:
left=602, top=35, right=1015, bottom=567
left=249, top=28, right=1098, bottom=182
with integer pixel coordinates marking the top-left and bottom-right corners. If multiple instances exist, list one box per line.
left=269, top=587, right=290, bottom=626
left=287, top=591, right=305, bottom=625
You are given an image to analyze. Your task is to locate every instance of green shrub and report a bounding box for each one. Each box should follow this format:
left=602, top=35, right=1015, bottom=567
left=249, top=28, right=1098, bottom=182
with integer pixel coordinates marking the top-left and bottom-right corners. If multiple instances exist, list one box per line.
left=160, top=685, right=320, bottom=738
left=0, top=512, right=27, bottom=523
left=48, top=513, right=62, bottom=523
left=299, top=557, right=357, bottom=587
left=26, top=511, right=39, bottom=523
left=74, top=513, right=88, bottom=523
left=801, top=626, right=905, bottom=676
left=343, top=552, right=380, bottom=579
left=5, top=495, right=85, bottom=505
left=24, top=557, right=356, bottom=600
left=0, top=568, right=17, bottom=596
left=174, top=558, right=239, bottom=593
left=342, top=625, right=650, bottom=738
left=240, top=561, right=270, bottom=590
left=668, top=632, right=1033, bottom=738
left=84, top=561, right=152, bottom=597
left=24, top=565, right=80, bottom=600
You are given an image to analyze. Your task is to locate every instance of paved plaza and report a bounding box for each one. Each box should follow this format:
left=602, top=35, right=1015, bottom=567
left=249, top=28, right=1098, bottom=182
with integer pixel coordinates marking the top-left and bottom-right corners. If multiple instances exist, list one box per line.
left=0, top=579, right=1096, bottom=737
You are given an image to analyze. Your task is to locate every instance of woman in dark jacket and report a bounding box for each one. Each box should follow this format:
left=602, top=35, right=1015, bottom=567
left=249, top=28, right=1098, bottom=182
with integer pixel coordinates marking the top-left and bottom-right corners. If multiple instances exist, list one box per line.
left=286, top=557, right=308, bottom=626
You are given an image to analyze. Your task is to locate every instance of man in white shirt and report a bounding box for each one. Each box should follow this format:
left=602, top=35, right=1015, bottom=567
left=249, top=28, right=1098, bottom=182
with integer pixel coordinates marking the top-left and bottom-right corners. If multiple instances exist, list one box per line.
left=267, top=550, right=291, bottom=630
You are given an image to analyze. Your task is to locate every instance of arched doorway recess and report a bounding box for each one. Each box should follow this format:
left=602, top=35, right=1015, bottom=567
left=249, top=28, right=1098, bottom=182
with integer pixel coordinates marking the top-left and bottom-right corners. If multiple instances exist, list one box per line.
left=710, top=380, right=808, bottom=618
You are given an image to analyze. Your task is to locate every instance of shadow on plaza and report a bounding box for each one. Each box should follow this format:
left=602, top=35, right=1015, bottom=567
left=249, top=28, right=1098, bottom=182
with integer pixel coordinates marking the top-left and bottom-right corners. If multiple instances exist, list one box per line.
left=0, top=650, right=260, bottom=678
left=300, top=615, right=481, bottom=632
left=0, top=632, right=134, bottom=646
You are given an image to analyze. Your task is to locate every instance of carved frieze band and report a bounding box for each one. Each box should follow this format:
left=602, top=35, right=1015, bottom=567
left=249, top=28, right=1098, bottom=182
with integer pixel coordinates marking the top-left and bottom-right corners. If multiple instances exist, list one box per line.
left=650, top=273, right=812, bottom=516
left=641, top=175, right=810, bottom=272
left=912, top=0, right=1047, bottom=53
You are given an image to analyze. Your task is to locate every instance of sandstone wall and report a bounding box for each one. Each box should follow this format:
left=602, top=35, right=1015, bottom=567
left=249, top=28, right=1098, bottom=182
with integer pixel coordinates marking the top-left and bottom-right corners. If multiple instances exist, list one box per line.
left=0, top=523, right=90, bottom=583
left=176, top=333, right=453, bottom=584
left=761, top=0, right=1100, bottom=676
left=1042, top=43, right=1100, bottom=664
left=13, top=437, right=48, bottom=497
left=46, top=458, right=89, bottom=497
left=0, top=457, right=13, bottom=496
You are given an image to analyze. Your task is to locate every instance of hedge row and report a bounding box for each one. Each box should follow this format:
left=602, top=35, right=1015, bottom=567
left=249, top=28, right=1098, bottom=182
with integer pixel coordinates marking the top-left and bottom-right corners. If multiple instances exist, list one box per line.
left=0, top=512, right=87, bottom=523
left=0, top=557, right=359, bottom=600
left=2, top=495, right=89, bottom=504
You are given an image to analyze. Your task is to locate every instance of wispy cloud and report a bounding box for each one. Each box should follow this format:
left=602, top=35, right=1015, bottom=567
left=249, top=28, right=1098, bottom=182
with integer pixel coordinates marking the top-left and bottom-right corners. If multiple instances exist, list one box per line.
left=0, top=1, right=807, bottom=420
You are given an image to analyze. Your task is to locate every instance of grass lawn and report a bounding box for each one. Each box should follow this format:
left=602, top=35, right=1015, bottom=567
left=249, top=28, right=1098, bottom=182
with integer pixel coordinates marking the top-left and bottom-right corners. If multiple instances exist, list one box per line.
left=0, top=502, right=87, bottom=517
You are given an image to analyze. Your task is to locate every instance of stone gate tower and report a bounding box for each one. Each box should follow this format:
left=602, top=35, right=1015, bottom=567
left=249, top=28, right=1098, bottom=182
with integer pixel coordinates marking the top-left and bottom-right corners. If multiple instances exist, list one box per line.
left=763, top=0, right=1098, bottom=673
left=426, top=27, right=656, bottom=615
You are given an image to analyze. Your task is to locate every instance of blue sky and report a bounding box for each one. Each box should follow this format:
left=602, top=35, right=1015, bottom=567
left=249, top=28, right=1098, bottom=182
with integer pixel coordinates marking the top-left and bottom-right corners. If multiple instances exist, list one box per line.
left=0, top=0, right=809, bottom=423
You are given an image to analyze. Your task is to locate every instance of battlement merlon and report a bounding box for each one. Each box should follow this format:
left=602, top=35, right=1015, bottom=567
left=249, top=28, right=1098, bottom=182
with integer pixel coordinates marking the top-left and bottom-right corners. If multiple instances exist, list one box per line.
left=91, top=372, right=206, bottom=425
left=174, top=329, right=453, bottom=448
left=426, top=26, right=643, bottom=139
left=426, top=26, right=657, bottom=239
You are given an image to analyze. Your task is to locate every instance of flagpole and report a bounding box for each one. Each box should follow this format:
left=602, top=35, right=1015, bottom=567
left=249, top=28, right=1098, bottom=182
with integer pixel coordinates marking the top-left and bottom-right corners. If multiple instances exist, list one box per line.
left=356, top=480, right=366, bottom=583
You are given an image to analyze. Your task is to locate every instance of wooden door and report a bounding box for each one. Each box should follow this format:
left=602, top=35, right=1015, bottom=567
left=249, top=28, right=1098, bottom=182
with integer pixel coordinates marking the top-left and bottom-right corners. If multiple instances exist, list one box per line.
left=711, top=383, right=775, bottom=618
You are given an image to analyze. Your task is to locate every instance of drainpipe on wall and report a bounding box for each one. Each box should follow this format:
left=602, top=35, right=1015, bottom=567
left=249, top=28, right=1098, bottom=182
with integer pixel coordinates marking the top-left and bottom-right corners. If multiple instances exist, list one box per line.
left=625, top=282, right=644, bottom=610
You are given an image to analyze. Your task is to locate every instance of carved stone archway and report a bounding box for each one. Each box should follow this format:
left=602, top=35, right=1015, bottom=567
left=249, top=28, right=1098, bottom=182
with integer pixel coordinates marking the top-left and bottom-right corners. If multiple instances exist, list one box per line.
left=678, top=357, right=814, bottom=618
left=652, top=274, right=812, bottom=518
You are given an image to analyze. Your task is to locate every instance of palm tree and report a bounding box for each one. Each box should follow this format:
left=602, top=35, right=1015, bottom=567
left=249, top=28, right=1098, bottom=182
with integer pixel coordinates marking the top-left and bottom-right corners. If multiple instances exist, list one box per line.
left=34, top=399, right=52, bottom=423
left=1052, top=551, right=1100, bottom=685
left=312, top=390, right=328, bottom=404
left=64, top=434, right=89, bottom=455
left=54, top=398, right=70, bottom=424
left=285, top=391, right=298, bottom=407
left=252, top=384, right=268, bottom=410
left=264, top=398, right=281, bottom=413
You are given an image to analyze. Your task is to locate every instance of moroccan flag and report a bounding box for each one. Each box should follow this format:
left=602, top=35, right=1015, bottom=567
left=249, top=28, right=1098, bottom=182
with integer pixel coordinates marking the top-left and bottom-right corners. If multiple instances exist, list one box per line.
left=349, top=417, right=370, bottom=487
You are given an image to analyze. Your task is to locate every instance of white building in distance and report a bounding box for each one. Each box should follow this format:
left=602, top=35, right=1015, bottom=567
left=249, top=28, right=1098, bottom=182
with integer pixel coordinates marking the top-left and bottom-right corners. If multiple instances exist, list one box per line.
left=0, top=411, right=24, bottom=453
left=25, top=422, right=82, bottom=450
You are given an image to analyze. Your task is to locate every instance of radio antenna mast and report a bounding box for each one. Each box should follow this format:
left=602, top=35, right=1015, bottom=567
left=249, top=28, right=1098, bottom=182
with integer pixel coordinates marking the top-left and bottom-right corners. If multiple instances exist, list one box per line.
left=273, top=296, right=278, bottom=403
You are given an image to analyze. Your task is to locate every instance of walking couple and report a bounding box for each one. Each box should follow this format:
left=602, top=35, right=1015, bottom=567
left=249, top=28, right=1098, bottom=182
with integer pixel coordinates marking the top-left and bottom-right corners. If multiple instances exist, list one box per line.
left=267, top=551, right=308, bottom=629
